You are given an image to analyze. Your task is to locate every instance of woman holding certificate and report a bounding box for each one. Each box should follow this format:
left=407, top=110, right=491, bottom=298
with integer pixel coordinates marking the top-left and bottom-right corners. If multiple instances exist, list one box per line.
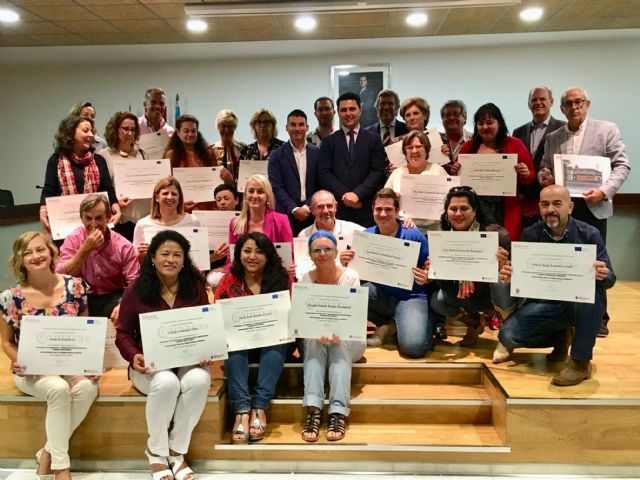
left=133, top=177, right=201, bottom=261
left=300, top=230, right=365, bottom=442
left=427, top=186, right=517, bottom=346
left=40, top=115, right=121, bottom=233
left=207, top=109, right=247, bottom=183
left=457, top=103, right=535, bottom=240
left=0, top=232, right=98, bottom=480
left=215, top=232, right=290, bottom=444
left=384, top=130, right=448, bottom=233
left=116, top=230, right=211, bottom=480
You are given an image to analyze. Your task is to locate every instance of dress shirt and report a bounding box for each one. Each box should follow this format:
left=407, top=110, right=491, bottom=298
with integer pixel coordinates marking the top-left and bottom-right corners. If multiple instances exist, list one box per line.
left=530, top=116, right=550, bottom=154
left=137, top=115, right=175, bottom=136
left=56, top=227, right=140, bottom=296
left=291, top=141, right=307, bottom=202
left=564, top=117, right=588, bottom=155
left=342, top=125, right=360, bottom=148
left=298, top=218, right=365, bottom=239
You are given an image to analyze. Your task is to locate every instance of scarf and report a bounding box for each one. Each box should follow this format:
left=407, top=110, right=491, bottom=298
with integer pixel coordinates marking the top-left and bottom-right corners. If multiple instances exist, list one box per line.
left=57, top=151, right=100, bottom=196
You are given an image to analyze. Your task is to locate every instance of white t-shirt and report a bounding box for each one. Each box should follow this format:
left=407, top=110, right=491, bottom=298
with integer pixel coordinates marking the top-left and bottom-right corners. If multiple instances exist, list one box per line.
left=133, top=213, right=200, bottom=246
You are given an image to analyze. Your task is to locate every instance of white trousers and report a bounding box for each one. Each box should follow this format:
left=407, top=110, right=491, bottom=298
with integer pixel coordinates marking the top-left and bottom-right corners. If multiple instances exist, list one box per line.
left=130, top=365, right=211, bottom=456
left=14, top=374, right=98, bottom=470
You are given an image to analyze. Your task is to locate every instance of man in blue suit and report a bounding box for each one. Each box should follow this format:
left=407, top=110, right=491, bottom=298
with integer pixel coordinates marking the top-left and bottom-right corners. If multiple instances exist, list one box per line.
left=365, top=89, right=409, bottom=144
left=318, top=91, right=387, bottom=227
left=268, top=109, right=319, bottom=236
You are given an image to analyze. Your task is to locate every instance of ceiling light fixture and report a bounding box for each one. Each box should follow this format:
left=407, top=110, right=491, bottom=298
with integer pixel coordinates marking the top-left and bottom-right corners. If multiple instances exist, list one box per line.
left=186, top=18, right=208, bottom=32
left=519, top=6, right=543, bottom=22
left=406, top=12, right=428, bottom=27
left=0, top=8, right=20, bottom=23
left=295, top=15, right=317, bottom=32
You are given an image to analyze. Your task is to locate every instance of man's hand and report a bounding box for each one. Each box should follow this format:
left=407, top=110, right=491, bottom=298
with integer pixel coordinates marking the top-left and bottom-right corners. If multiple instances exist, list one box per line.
left=538, top=167, right=555, bottom=187
left=83, top=229, right=105, bottom=253
left=293, top=206, right=310, bottom=221
left=583, top=188, right=606, bottom=204
left=594, top=260, right=609, bottom=281
left=342, top=192, right=360, bottom=208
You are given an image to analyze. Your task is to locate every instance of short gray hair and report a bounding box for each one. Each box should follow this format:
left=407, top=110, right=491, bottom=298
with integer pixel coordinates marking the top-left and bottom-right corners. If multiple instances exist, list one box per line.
left=440, top=99, right=467, bottom=120
left=79, top=193, right=110, bottom=216
left=561, top=87, right=589, bottom=104
left=310, top=189, right=336, bottom=207
left=528, top=86, right=554, bottom=101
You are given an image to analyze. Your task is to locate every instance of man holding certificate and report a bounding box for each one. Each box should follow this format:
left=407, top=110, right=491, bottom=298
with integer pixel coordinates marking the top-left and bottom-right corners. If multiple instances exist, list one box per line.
left=495, top=185, right=615, bottom=387
left=341, top=188, right=431, bottom=358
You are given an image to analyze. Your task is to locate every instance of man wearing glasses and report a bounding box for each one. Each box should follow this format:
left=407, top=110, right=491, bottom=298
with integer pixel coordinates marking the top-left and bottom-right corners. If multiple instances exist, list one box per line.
left=538, top=87, right=630, bottom=337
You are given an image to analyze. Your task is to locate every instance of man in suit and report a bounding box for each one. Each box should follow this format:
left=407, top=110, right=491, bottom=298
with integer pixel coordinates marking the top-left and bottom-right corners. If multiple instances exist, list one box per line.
left=539, top=87, right=630, bottom=336
left=365, top=89, right=409, bottom=145
left=513, top=86, right=566, bottom=227
left=268, top=109, right=319, bottom=236
left=359, top=75, right=378, bottom=128
left=318, top=91, right=387, bottom=227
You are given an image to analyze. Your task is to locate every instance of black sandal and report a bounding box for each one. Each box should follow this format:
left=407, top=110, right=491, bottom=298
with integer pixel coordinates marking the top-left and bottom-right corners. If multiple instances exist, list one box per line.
left=327, top=413, right=347, bottom=441
left=301, top=409, right=322, bottom=443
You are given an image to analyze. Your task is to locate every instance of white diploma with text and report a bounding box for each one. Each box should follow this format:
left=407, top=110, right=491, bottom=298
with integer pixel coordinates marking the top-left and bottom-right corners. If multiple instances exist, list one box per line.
left=458, top=154, right=517, bottom=196
left=510, top=242, right=597, bottom=303
left=46, top=192, right=109, bottom=240
left=113, top=159, right=171, bottom=200
left=143, top=226, right=210, bottom=271
left=553, top=154, right=611, bottom=197
left=400, top=175, right=460, bottom=220
left=139, top=305, right=228, bottom=372
left=237, top=160, right=268, bottom=192
left=192, top=210, right=240, bottom=250
left=103, top=322, right=128, bottom=369
left=138, top=130, right=170, bottom=160
left=349, top=230, right=420, bottom=290
left=172, top=167, right=224, bottom=203
left=217, top=291, right=293, bottom=352
left=427, top=231, right=499, bottom=282
left=291, top=283, right=368, bottom=342
left=17, top=315, right=108, bottom=376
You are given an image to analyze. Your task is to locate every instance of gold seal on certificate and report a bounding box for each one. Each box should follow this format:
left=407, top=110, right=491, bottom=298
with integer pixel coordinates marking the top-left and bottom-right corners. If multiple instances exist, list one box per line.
left=113, top=159, right=171, bottom=200
left=140, top=305, right=227, bottom=372
left=510, top=242, right=597, bottom=303
left=17, top=315, right=108, bottom=376
left=458, top=154, right=517, bottom=196
left=427, top=231, right=499, bottom=283
left=291, top=283, right=368, bottom=342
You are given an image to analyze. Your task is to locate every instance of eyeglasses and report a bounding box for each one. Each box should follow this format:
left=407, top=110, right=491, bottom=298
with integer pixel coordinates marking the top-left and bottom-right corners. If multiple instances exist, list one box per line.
left=443, top=111, right=462, bottom=118
left=562, top=98, right=586, bottom=108
left=449, top=186, right=475, bottom=194
left=119, top=127, right=136, bottom=134
left=255, top=120, right=273, bottom=125
left=310, top=246, right=336, bottom=256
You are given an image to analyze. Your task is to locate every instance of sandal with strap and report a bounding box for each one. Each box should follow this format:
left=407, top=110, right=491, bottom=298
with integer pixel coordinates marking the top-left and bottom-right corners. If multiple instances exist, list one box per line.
left=144, top=448, right=173, bottom=480
left=327, top=413, right=347, bottom=442
left=249, top=408, right=266, bottom=442
left=168, top=453, right=195, bottom=480
left=301, top=409, right=322, bottom=443
left=231, top=411, right=250, bottom=445
left=35, top=448, right=55, bottom=480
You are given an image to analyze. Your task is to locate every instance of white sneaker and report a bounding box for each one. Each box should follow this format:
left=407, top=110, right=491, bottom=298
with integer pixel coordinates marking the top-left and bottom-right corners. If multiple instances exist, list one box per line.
left=492, top=341, right=513, bottom=364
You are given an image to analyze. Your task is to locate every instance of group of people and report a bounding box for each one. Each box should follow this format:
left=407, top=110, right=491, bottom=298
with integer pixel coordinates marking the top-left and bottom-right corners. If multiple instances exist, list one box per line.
left=0, top=83, right=629, bottom=479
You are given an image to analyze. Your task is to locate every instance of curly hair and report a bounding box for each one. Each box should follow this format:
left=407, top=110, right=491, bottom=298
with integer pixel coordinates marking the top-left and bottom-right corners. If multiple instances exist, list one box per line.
left=165, top=114, right=212, bottom=168
left=249, top=108, right=278, bottom=139
left=440, top=186, right=496, bottom=230
left=54, top=115, right=95, bottom=155
left=104, top=111, right=140, bottom=149
left=8, top=231, right=58, bottom=284
left=401, top=130, right=432, bottom=159
left=230, top=232, right=289, bottom=294
left=399, top=96, right=431, bottom=127
left=470, top=103, right=509, bottom=153
left=134, top=229, right=205, bottom=304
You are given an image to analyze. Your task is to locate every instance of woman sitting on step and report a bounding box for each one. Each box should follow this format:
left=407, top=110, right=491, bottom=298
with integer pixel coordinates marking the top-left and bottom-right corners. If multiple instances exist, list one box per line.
left=300, top=230, right=366, bottom=442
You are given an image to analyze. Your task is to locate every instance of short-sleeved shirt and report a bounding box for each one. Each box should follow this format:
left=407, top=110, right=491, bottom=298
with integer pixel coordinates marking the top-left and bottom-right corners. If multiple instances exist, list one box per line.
left=0, top=275, right=88, bottom=341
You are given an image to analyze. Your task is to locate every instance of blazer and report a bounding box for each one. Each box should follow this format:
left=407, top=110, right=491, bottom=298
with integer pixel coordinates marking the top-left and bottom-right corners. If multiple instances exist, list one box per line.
left=268, top=141, right=319, bottom=214
left=365, top=119, right=409, bottom=139
left=513, top=116, right=566, bottom=200
left=540, top=118, right=631, bottom=219
left=318, top=127, right=386, bottom=226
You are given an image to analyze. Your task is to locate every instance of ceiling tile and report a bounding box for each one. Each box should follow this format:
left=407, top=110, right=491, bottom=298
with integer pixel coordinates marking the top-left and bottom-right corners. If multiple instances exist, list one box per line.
left=335, top=12, right=387, bottom=28
left=276, top=13, right=334, bottom=30
left=0, top=34, right=44, bottom=45
left=386, top=9, right=446, bottom=28
left=4, top=21, right=67, bottom=34
left=84, top=3, right=157, bottom=20
left=221, top=15, right=279, bottom=30
left=22, top=5, right=101, bottom=21
left=2, top=5, right=46, bottom=22
left=232, top=28, right=285, bottom=42
left=334, top=26, right=387, bottom=39
left=27, top=32, right=84, bottom=44
left=128, top=31, right=188, bottom=43
left=74, top=0, right=138, bottom=4
left=55, top=19, right=121, bottom=33
left=10, top=0, right=75, bottom=6
left=281, top=27, right=336, bottom=41
left=111, top=18, right=167, bottom=32
left=145, top=3, right=186, bottom=18
left=80, top=32, right=136, bottom=43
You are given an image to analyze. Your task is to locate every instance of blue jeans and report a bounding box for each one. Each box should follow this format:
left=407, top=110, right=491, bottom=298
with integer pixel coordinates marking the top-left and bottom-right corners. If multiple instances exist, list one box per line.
left=365, top=282, right=432, bottom=358
left=303, top=340, right=366, bottom=416
left=224, top=343, right=289, bottom=413
left=430, top=282, right=517, bottom=317
left=498, top=286, right=604, bottom=361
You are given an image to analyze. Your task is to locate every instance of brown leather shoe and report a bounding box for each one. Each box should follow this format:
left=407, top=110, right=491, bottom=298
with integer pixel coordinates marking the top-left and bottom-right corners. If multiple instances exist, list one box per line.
left=552, top=357, right=592, bottom=386
left=547, top=327, right=574, bottom=362
left=460, top=313, right=485, bottom=347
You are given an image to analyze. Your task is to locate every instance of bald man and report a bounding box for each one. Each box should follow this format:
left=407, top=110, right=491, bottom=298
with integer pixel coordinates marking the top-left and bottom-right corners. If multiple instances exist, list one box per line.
left=494, top=185, right=615, bottom=387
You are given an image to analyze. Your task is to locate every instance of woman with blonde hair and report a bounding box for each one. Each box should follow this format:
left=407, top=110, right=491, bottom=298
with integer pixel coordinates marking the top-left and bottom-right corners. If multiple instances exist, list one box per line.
left=399, top=96, right=431, bottom=132
left=0, top=231, right=97, bottom=480
left=208, top=109, right=246, bottom=183
left=241, top=108, right=284, bottom=161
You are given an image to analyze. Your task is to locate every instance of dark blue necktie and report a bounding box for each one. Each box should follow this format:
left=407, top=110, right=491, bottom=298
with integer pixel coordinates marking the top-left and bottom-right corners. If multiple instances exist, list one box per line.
left=348, top=130, right=355, bottom=160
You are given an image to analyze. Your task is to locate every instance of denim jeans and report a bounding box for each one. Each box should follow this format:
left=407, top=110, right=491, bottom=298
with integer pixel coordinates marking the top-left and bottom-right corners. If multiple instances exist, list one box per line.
left=224, top=343, right=289, bottom=413
left=303, top=340, right=366, bottom=416
left=498, top=286, right=604, bottom=361
left=430, top=282, right=517, bottom=317
left=365, top=282, right=432, bottom=358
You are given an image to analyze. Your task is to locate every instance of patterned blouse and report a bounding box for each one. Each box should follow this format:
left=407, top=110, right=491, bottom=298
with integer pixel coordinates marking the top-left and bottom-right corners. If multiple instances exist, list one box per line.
left=0, top=275, right=88, bottom=342
left=240, top=138, right=285, bottom=161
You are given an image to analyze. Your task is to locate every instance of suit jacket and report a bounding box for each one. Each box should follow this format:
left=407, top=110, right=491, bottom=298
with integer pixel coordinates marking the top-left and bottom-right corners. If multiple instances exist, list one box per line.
left=318, top=127, right=387, bottom=226
left=268, top=141, right=319, bottom=214
left=540, top=118, right=631, bottom=219
left=513, top=116, right=566, bottom=199
left=365, top=119, right=409, bottom=140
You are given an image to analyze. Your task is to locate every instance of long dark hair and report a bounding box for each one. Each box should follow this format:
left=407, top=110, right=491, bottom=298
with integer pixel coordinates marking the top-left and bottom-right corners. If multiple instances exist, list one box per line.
left=440, top=186, right=496, bottom=230
left=231, top=232, right=289, bottom=294
left=470, top=103, right=509, bottom=152
left=165, top=114, right=212, bottom=168
left=135, top=229, right=205, bottom=304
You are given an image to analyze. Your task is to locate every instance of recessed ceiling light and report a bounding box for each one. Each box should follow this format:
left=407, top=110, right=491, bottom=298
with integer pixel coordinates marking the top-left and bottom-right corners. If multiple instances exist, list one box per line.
left=295, top=15, right=317, bottom=32
left=0, top=8, right=20, bottom=23
left=519, top=6, right=543, bottom=22
left=186, top=18, right=208, bottom=32
left=406, top=12, right=428, bottom=27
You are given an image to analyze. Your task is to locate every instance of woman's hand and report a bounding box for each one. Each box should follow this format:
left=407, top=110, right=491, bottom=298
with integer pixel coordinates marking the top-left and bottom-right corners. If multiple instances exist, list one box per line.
left=110, top=203, right=122, bottom=225
left=412, top=265, right=429, bottom=285
left=515, top=162, right=530, bottom=179
left=287, top=263, right=297, bottom=280
left=118, top=196, right=133, bottom=209
left=132, top=353, right=149, bottom=374
left=39, top=206, right=51, bottom=232
left=449, top=161, right=461, bottom=175
left=400, top=215, right=415, bottom=229
left=441, top=144, right=452, bottom=158
left=594, top=260, right=609, bottom=281
left=210, top=242, right=229, bottom=263
left=184, top=200, right=196, bottom=213
left=339, top=249, right=354, bottom=267
left=219, top=167, right=234, bottom=185
left=496, top=247, right=509, bottom=270
left=199, top=358, right=216, bottom=367
left=11, top=361, right=27, bottom=376
left=318, top=334, right=341, bottom=345
left=137, top=242, right=149, bottom=261
left=499, top=263, right=513, bottom=284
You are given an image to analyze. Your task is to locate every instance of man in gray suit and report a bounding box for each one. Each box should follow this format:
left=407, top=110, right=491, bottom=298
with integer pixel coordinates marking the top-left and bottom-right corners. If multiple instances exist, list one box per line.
left=513, top=87, right=566, bottom=227
left=539, top=87, right=630, bottom=336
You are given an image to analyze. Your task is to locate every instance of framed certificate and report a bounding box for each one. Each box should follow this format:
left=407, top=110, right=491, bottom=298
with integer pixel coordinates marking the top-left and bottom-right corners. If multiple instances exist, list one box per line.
left=143, top=226, right=210, bottom=271
left=17, top=315, right=108, bottom=376
left=46, top=192, right=109, bottom=240
left=140, top=305, right=228, bottom=372
left=427, top=231, right=499, bottom=282
left=217, top=290, right=293, bottom=352
left=553, top=154, right=611, bottom=197
left=400, top=175, right=460, bottom=220
left=172, top=167, right=224, bottom=203
left=291, top=283, right=368, bottom=341
left=113, top=159, right=171, bottom=200
left=510, top=242, right=597, bottom=303
left=237, top=160, right=268, bottom=192
left=192, top=210, right=240, bottom=250
left=458, top=154, right=517, bottom=196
